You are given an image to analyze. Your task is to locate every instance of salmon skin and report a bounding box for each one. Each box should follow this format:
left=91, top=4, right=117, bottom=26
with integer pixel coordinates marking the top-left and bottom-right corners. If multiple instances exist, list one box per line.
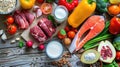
left=69, top=15, right=105, bottom=53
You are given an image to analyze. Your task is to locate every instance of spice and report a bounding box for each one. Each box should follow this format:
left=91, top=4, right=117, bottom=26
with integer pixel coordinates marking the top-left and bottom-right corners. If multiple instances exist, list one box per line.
left=51, top=52, right=71, bottom=67
left=0, top=0, right=16, bottom=13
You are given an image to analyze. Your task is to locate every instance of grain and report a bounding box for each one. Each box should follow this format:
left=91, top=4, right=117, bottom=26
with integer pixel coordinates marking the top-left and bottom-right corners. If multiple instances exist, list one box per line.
left=0, top=0, right=16, bottom=13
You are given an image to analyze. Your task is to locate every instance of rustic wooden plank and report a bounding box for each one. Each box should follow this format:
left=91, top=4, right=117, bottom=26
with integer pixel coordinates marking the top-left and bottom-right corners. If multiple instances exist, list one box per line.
left=0, top=53, right=89, bottom=67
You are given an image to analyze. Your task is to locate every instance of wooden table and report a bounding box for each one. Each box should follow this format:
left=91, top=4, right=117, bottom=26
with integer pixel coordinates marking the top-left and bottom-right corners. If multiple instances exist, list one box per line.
left=0, top=1, right=90, bottom=67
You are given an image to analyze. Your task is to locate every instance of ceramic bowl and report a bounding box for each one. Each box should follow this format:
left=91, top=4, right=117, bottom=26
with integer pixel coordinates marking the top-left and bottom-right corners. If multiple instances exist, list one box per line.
left=0, top=0, right=17, bottom=14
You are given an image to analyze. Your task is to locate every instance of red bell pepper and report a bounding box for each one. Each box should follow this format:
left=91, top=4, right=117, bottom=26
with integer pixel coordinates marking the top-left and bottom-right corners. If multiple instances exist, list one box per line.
left=109, top=17, right=120, bottom=35
left=58, top=0, right=78, bottom=11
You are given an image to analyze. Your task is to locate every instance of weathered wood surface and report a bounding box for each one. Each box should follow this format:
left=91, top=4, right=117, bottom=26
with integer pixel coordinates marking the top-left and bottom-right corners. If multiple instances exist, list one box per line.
left=0, top=1, right=89, bottom=67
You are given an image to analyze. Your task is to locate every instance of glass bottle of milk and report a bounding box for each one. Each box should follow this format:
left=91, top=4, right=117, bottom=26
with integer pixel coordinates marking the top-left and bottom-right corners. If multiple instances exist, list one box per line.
left=53, top=5, right=68, bottom=23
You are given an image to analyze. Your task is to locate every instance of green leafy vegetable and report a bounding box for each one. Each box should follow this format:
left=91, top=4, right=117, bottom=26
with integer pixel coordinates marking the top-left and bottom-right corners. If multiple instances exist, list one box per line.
left=96, top=0, right=108, bottom=13
left=46, top=0, right=54, bottom=3
left=113, top=36, right=120, bottom=50
left=47, top=14, right=58, bottom=27
left=84, top=34, right=113, bottom=49
left=103, top=60, right=119, bottom=67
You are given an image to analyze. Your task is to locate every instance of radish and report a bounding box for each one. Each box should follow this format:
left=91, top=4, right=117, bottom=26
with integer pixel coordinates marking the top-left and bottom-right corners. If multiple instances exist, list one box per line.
left=38, top=44, right=45, bottom=50
left=26, top=40, right=33, bottom=48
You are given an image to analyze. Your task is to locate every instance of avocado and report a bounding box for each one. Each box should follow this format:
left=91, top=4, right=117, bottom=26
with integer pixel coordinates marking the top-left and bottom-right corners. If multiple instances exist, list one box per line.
left=80, top=49, right=100, bottom=64
left=98, top=40, right=116, bottom=63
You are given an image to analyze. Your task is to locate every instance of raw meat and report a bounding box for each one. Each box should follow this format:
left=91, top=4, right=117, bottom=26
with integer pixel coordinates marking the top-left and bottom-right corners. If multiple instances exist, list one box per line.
left=14, top=10, right=29, bottom=29
left=38, top=18, right=56, bottom=37
left=22, top=10, right=35, bottom=24
left=30, top=25, right=47, bottom=43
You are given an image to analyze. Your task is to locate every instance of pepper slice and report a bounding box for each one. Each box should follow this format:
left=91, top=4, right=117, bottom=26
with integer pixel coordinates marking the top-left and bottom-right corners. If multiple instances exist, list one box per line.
left=109, top=17, right=120, bottom=35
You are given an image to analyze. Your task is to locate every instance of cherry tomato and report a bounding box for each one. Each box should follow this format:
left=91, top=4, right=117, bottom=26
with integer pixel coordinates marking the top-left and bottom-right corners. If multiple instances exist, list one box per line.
left=108, top=5, right=120, bottom=15
left=6, top=16, right=14, bottom=25
left=116, top=51, right=120, bottom=61
left=67, top=31, right=75, bottom=39
left=70, top=27, right=78, bottom=33
left=64, top=26, right=70, bottom=32
left=36, top=0, right=44, bottom=3
left=41, top=3, right=52, bottom=14
left=57, top=29, right=66, bottom=39
left=7, top=25, right=17, bottom=35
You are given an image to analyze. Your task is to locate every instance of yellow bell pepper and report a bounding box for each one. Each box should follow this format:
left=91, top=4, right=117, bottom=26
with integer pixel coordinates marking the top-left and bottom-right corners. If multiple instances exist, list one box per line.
left=68, top=0, right=96, bottom=28
left=20, top=0, right=35, bottom=9
left=109, top=0, right=120, bottom=4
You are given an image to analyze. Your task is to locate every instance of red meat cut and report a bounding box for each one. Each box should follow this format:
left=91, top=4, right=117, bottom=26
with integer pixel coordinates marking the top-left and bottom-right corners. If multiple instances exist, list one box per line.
left=38, top=18, right=56, bottom=37
left=30, top=25, right=47, bottom=43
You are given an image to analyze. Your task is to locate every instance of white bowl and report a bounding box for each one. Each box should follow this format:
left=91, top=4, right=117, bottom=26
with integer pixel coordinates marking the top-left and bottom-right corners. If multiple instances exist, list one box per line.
left=0, top=0, right=17, bottom=14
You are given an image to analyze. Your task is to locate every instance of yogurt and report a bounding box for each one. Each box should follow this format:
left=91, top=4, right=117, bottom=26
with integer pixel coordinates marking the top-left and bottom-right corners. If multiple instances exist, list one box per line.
left=53, top=5, right=68, bottom=23
left=46, top=41, right=63, bottom=59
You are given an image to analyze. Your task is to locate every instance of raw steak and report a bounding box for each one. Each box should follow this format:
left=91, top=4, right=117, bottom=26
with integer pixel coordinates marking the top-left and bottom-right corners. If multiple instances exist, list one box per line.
left=30, top=25, right=47, bottom=43
left=38, top=18, right=56, bottom=37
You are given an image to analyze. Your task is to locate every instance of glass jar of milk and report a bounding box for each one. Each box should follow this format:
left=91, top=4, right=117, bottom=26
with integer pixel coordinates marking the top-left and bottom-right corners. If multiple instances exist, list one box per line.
left=53, top=5, right=68, bottom=23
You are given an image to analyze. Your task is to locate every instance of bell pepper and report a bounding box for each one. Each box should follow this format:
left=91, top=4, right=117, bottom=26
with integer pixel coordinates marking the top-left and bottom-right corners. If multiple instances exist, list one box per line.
left=20, top=0, right=35, bottom=9
left=58, top=0, right=78, bottom=11
left=109, top=0, right=120, bottom=4
left=109, top=17, right=120, bottom=35
left=68, top=0, right=96, bottom=28
left=96, top=0, right=108, bottom=13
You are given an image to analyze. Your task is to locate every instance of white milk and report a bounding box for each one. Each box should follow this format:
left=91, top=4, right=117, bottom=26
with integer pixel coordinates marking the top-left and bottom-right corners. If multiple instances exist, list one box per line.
left=54, top=5, right=68, bottom=23
left=46, top=41, right=63, bottom=59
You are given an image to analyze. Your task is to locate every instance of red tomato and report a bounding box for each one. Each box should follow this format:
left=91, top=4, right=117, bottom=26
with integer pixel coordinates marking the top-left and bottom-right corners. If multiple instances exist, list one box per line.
left=57, top=29, right=66, bottom=39
left=67, top=31, right=75, bottom=39
left=64, top=26, right=70, bottom=32
left=109, top=17, right=120, bottom=35
left=116, top=51, right=120, bottom=61
left=36, top=0, right=44, bottom=3
left=7, top=25, right=17, bottom=35
left=6, top=16, right=14, bottom=25
left=41, top=3, right=52, bottom=14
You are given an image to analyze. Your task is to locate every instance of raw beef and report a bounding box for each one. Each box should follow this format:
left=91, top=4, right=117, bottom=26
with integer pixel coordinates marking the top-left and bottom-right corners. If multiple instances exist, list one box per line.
left=22, top=10, right=35, bottom=24
left=30, top=25, right=47, bottom=43
left=38, top=18, right=56, bottom=37
left=14, top=10, right=29, bottom=29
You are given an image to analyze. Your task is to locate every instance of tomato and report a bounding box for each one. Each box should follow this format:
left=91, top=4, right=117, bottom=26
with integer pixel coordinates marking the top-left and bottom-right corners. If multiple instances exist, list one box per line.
left=41, top=3, right=52, bottom=14
left=6, top=16, right=14, bottom=25
left=67, top=31, right=75, bottom=39
left=109, top=17, right=120, bottom=35
left=108, top=5, right=120, bottom=15
left=57, top=29, right=66, bottom=39
left=64, top=26, right=70, bottom=32
left=116, top=51, right=120, bottom=61
left=36, top=0, right=44, bottom=3
left=70, top=28, right=78, bottom=33
left=7, top=25, right=17, bottom=35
